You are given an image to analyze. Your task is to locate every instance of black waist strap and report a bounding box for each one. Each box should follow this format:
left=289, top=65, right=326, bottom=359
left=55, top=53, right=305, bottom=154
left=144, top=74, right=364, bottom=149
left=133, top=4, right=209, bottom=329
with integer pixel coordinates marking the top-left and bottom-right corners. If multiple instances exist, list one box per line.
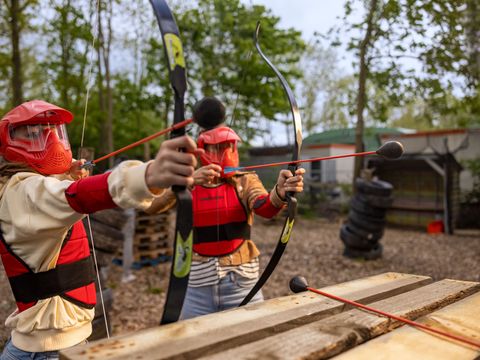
left=194, top=222, right=251, bottom=244
left=9, top=256, right=95, bottom=303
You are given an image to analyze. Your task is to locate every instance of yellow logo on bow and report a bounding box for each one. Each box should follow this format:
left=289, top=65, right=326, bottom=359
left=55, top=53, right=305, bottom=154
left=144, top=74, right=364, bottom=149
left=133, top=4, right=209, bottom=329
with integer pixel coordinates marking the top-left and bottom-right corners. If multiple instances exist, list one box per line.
left=164, top=34, right=186, bottom=71
left=173, top=230, right=193, bottom=277
left=280, top=218, right=295, bottom=244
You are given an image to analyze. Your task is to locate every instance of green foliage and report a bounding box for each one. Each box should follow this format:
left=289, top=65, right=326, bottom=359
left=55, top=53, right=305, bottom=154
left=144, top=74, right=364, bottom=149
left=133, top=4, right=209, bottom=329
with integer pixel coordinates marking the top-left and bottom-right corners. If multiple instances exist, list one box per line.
left=40, top=0, right=92, bottom=111
left=319, top=75, right=357, bottom=129
left=147, top=287, right=164, bottom=295
left=331, top=0, right=479, bottom=130
left=0, top=0, right=40, bottom=110
left=112, top=74, right=166, bottom=157
left=34, top=1, right=97, bottom=152
left=174, top=0, right=305, bottom=143
left=1, top=0, right=306, bottom=158
left=299, top=39, right=340, bottom=133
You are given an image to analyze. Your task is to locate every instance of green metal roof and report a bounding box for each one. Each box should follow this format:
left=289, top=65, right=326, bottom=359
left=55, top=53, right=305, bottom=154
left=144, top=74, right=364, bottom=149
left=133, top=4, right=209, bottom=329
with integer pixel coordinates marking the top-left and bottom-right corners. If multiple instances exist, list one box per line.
left=303, top=127, right=405, bottom=151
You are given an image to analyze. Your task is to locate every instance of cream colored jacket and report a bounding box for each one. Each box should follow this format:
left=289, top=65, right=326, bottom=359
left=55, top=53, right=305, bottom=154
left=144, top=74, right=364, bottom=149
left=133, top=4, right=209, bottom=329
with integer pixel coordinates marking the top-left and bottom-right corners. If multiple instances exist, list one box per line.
left=0, top=160, right=160, bottom=352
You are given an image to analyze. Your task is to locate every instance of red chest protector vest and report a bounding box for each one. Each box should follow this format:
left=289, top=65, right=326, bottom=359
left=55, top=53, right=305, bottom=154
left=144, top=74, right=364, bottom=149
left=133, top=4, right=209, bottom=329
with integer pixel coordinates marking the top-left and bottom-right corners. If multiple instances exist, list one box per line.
left=0, top=220, right=96, bottom=313
left=193, top=183, right=250, bottom=257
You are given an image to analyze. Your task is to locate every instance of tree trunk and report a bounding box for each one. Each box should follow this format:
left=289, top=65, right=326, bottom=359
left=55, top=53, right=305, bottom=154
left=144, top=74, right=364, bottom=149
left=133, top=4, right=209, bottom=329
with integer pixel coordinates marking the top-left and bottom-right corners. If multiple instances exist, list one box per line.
left=60, top=0, right=71, bottom=109
left=466, top=0, right=480, bottom=87
left=353, top=0, right=378, bottom=187
left=143, top=142, right=151, bottom=161
left=96, top=0, right=107, bottom=159
left=9, top=0, right=23, bottom=105
left=103, top=0, right=114, bottom=169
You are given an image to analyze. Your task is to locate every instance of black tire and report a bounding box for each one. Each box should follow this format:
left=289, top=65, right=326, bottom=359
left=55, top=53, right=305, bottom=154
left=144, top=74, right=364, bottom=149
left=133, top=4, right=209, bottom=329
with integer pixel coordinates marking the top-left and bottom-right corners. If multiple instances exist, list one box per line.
left=346, top=221, right=384, bottom=242
left=351, top=195, right=386, bottom=219
left=349, top=210, right=386, bottom=232
left=356, top=193, right=394, bottom=209
left=355, top=178, right=393, bottom=197
left=343, top=243, right=383, bottom=260
left=340, top=224, right=377, bottom=250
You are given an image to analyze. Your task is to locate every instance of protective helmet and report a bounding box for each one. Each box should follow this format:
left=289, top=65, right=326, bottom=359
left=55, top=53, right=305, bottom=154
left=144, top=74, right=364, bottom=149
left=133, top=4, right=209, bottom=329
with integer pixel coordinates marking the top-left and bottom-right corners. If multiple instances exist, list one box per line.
left=197, top=126, right=241, bottom=174
left=0, top=100, right=73, bottom=175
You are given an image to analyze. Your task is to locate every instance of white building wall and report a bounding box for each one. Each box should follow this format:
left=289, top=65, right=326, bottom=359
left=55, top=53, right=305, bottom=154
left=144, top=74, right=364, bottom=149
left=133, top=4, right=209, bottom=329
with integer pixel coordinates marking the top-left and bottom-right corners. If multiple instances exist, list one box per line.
left=302, top=145, right=356, bottom=184
left=330, top=146, right=356, bottom=184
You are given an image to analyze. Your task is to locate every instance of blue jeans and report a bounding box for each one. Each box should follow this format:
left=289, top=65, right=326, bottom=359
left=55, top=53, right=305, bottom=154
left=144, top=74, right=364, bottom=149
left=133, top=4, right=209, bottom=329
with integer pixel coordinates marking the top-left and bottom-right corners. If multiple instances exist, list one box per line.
left=0, top=339, right=59, bottom=360
left=180, top=272, right=264, bottom=320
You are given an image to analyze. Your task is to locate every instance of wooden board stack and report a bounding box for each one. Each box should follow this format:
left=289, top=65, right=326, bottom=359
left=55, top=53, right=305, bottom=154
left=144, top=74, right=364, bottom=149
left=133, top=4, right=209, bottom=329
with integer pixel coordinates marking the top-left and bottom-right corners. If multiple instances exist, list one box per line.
left=59, top=272, right=480, bottom=360
left=129, top=212, right=173, bottom=261
left=89, top=208, right=173, bottom=261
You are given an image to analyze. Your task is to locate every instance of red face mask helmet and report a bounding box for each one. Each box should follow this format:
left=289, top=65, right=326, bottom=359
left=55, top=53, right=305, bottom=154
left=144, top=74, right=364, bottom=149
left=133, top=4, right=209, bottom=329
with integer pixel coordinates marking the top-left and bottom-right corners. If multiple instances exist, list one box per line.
left=0, top=100, right=74, bottom=175
left=197, top=126, right=241, bottom=176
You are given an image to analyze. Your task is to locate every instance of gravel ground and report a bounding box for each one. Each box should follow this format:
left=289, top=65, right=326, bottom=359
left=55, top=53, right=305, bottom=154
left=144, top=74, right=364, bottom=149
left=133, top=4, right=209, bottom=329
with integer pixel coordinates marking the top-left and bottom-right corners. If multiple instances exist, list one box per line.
left=1, top=217, right=479, bottom=349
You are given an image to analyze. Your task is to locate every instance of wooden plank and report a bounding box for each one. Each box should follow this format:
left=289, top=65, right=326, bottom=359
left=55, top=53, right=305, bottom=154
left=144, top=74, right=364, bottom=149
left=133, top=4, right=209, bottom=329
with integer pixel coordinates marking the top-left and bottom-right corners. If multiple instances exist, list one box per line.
left=59, top=272, right=431, bottom=360
left=130, top=248, right=172, bottom=261
left=134, top=232, right=169, bottom=243
left=90, top=219, right=125, bottom=241
left=135, top=223, right=169, bottom=234
left=90, top=208, right=131, bottom=229
left=135, top=212, right=171, bottom=226
left=199, top=279, right=480, bottom=360
left=89, top=220, right=125, bottom=253
left=335, top=291, right=480, bottom=360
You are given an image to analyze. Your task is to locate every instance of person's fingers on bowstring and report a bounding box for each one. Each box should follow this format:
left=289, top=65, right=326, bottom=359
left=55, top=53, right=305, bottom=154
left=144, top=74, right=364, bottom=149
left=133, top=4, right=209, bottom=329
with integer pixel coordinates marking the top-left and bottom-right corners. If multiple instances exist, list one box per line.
left=69, top=159, right=90, bottom=180
left=194, top=164, right=222, bottom=185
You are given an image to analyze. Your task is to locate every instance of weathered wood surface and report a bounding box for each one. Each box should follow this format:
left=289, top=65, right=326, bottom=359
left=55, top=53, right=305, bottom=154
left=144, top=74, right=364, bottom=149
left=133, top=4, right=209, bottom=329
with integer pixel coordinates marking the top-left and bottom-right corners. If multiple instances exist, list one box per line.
left=200, top=279, right=480, bottom=360
left=89, top=208, right=173, bottom=258
left=90, top=208, right=131, bottom=229
left=335, top=291, right=480, bottom=360
left=89, top=220, right=125, bottom=253
left=59, top=273, right=480, bottom=360
left=59, top=272, right=432, bottom=360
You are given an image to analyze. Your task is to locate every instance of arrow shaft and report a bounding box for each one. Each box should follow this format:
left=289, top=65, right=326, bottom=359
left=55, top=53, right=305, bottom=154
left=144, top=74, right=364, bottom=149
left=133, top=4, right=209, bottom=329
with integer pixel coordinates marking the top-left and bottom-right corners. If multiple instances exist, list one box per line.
left=307, top=286, right=480, bottom=349
left=236, top=150, right=376, bottom=172
left=91, top=118, right=192, bottom=164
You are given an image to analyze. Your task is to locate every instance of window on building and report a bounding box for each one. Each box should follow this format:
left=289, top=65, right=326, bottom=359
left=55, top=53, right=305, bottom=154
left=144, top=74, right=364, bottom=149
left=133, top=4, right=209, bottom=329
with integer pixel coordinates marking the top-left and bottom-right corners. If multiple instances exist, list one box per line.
left=311, top=160, right=321, bottom=181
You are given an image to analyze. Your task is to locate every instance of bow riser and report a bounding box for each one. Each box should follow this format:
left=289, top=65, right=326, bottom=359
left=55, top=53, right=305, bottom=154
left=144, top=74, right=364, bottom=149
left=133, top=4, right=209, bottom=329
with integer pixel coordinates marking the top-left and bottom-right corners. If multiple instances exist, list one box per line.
left=150, top=0, right=193, bottom=325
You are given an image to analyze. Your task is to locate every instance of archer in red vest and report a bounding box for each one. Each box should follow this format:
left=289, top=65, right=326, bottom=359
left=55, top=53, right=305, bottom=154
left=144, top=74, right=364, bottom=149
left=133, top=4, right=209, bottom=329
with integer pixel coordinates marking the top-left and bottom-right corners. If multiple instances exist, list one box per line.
left=148, top=97, right=305, bottom=319
left=0, top=100, right=198, bottom=359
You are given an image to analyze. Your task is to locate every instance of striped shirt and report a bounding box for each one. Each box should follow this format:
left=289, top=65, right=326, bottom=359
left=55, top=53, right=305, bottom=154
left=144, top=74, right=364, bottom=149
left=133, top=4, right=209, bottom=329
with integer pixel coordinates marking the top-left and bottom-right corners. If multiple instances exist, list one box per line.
left=188, top=257, right=260, bottom=287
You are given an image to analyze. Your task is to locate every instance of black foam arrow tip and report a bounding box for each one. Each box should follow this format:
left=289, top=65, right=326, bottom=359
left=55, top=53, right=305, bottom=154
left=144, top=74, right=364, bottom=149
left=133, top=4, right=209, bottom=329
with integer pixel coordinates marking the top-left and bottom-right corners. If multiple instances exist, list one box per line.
left=376, top=141, right=404, bottom=159
left=192, top=97, right=226, bottom=129
left=194, top=114, right=224, bottom=129
left=289, top=276, right=309, bottom=293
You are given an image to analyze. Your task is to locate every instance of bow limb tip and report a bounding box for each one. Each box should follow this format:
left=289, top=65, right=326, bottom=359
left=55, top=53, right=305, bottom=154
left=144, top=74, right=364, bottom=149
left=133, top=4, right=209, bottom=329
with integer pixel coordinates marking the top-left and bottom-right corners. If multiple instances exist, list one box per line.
left=289, top=276, right=309, bottom=293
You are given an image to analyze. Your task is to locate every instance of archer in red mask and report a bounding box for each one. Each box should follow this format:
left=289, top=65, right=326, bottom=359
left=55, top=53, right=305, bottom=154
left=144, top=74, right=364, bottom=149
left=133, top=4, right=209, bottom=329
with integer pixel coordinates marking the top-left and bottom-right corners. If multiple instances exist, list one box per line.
left=147, top=96, right=306, bottom=319
left=0, top=100, right=74, bottom=175
left=197, top=126, right=241, bottom=176
left=0, top=100, right=199, bottom=359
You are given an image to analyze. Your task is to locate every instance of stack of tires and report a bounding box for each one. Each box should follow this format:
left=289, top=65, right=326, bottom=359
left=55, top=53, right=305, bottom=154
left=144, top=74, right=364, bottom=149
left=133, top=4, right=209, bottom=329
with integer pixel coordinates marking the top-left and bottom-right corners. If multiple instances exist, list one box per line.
left=340, top=178, right=393, bottom=260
